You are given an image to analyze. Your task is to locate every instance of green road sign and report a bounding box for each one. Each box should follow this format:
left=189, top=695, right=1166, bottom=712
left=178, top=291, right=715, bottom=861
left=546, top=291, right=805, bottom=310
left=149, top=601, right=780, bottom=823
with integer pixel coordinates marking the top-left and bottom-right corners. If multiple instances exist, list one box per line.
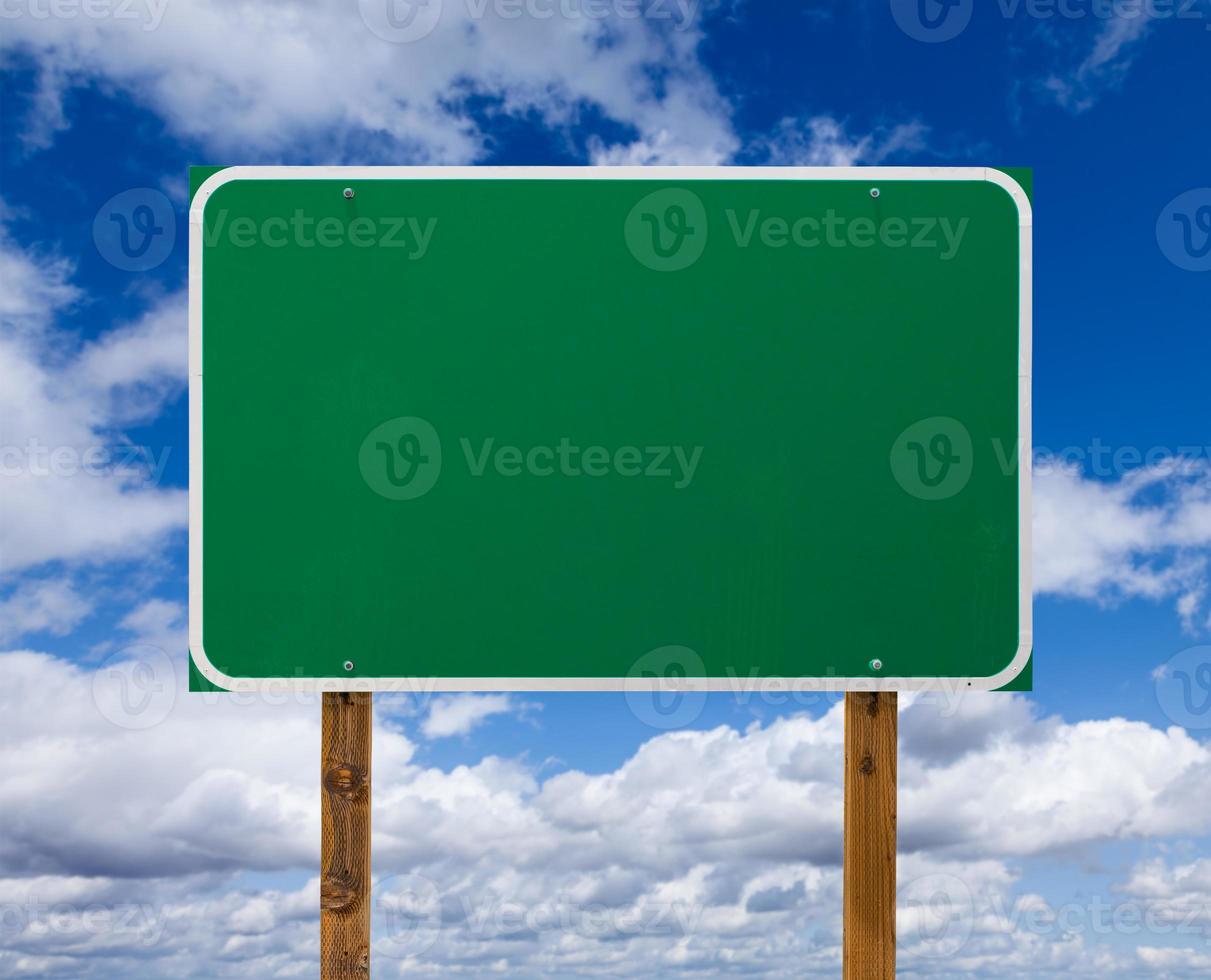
left=188, top=167, right=1031, bottom=693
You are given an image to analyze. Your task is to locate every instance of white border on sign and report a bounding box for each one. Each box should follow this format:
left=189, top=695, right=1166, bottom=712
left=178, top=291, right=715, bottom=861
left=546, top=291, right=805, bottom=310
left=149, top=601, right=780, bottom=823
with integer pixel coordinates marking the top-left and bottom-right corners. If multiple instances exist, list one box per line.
left=189, top=167, right=1033, bottom=693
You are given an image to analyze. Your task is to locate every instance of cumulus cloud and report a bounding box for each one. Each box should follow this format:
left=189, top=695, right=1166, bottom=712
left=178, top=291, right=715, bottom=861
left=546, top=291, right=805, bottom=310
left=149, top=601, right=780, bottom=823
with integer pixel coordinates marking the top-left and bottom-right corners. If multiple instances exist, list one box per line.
left=0, top=578, right=93, bottom=644
left=1033, top=459, right=1211, bottom=632
left=421, top=693, right=528, bottom=738
left=117, top=598, right=187, bottom=653
left=0, top=0, right=737, bottom=166
left=3, top=654, right=1211, bottom=976
left=0, top=221, right=186, bottom=578
left=1117, top=856, right=1211, bottom=932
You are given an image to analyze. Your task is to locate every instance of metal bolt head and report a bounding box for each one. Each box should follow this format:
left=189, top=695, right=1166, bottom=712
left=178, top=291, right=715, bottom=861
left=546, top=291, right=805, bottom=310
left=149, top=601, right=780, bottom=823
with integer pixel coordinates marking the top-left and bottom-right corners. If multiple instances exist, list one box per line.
left=869, top=658, right=884, bottom=672
left=342, top=187, right=355, bottom=200
left=870, top=188, right=880, bottom=199
left=343, top=660, right=355, bottom=672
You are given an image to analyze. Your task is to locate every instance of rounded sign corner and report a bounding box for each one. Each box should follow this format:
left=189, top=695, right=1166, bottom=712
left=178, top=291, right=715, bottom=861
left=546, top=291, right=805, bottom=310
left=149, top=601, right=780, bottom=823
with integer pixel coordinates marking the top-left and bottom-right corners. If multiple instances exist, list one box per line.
left=983, top=169, right=1034, bottom=228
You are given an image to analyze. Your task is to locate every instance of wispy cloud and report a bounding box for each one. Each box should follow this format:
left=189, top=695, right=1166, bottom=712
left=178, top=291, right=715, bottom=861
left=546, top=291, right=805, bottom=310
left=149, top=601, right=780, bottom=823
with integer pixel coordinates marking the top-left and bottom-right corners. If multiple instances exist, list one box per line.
left=755, top=115, right=930, bottom=166
left=1034, top=458, right=1211, bottom=632
left=421, top=693, right=533, bottom=738
left=1039, top=9, right=1156, bottom=112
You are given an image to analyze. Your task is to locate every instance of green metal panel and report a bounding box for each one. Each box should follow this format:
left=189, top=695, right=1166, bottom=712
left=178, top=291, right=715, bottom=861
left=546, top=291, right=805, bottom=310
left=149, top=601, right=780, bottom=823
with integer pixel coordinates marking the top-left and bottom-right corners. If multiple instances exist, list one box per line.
left=190, top=169, right=1030, bottom=690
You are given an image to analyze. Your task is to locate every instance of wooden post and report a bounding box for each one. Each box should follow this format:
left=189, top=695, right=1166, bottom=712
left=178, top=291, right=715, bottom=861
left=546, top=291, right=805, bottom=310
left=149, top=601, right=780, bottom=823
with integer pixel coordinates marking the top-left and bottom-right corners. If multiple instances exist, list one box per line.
left=843, top=691, right=897, bottom=979
left=321, top=692, right=373, bottom=979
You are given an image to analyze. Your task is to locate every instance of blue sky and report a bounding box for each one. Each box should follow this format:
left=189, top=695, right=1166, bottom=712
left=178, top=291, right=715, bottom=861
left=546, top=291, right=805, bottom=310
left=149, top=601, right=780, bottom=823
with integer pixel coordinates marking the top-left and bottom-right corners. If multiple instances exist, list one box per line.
left=2, top=2, right=1211, bottom=977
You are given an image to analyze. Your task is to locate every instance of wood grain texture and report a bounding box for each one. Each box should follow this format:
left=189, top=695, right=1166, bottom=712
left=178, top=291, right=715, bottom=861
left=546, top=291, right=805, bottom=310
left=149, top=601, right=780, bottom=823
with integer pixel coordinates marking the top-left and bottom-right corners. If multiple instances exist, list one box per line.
left=321, top=692, right=372, bottom=979
left=843, top=692, right=897, bottom=979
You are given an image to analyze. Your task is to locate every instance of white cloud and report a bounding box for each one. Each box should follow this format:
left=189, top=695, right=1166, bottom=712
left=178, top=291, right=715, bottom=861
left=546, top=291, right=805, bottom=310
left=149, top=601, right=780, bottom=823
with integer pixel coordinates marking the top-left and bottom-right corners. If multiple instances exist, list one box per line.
left=65, top=296, right=187, bottom=425
left=1040, top=10, right=1155, bottom=112
left=0, top=214, right=79, bottom=337
left=3, top=654, right=1211, bottom=976
left=1033, top=459, right=1211, bottom=632
left=1116, top=856, right=1211, bottom=937
left=421, top=693, right=526, bottom=738
left=0, top=578, right=93, bottom=644
left=1, top=0, right=737, bottom=166
left=117, top=597, right=186, bottom=653
left=0, top=222, right=186, bottom=577
left=756, top=115, right=929, bottom=167
left=1135, top=945, right=1211, bottom=975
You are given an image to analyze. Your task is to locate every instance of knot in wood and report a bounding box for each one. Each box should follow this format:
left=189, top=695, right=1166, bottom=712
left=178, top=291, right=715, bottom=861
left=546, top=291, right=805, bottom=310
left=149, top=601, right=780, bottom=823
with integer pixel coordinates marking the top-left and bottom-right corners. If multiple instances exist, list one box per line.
left=323, top=762, right=367, bottom=799
left=321, top=872, right=359, bottom=912
left=858, top=753, right=875, bottom=776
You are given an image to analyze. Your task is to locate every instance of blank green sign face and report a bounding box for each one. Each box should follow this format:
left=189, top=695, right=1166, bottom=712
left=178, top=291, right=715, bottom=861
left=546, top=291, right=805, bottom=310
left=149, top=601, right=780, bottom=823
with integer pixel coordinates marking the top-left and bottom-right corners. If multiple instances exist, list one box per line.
left=189, top=168, right=1031, bottom=692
